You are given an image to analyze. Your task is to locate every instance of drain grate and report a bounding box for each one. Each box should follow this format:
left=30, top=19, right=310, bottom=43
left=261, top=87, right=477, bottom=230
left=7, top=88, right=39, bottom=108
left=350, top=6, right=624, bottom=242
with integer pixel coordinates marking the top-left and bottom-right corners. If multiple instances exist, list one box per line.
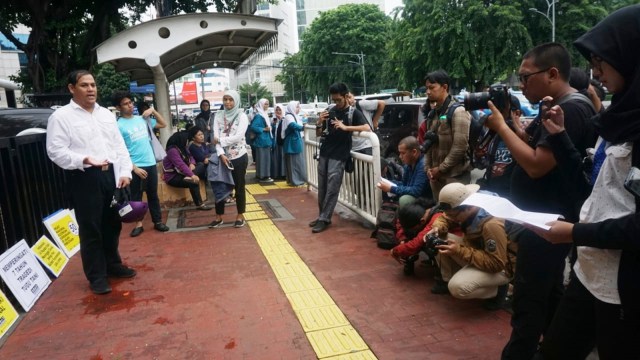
left=258, top=199, right=294, bottom=220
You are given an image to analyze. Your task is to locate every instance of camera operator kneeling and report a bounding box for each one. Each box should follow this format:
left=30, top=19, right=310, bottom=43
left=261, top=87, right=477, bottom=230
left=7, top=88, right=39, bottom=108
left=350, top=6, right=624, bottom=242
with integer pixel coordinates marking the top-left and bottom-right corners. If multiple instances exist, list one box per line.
left=429, top=183, right=517, bottom=310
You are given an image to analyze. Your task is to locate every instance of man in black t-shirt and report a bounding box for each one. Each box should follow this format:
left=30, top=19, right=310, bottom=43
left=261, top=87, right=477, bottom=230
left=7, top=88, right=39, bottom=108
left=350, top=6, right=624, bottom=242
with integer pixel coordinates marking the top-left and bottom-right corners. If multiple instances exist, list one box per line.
left=309, top=83, right=369, bottom=233
left=485, top=43, right=596, bottom=360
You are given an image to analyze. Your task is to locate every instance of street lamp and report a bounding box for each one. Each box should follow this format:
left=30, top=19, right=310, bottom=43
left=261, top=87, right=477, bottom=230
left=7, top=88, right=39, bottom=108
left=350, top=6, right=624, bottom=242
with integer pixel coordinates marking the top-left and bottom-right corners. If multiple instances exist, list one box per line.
left=332, top=51, right=367, bottom=95
left=529, top=0, right=558, bottom=42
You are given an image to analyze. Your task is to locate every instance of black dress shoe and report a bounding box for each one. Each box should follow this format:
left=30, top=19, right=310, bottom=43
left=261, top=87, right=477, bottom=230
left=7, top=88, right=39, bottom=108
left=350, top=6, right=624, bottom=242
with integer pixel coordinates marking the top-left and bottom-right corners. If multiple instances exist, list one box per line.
left=90, top=279, right=112, bottom=295
left=107, top=264, right=137, bottom=278
left=309, top=219, right=331, bottom=227
left=312, top=220, right=329, bottom=233
left=431, top=280, right=450, bottom=295
left=154, top=222, right=170, bottom=232
left=130, top=226, right=144, bottom=237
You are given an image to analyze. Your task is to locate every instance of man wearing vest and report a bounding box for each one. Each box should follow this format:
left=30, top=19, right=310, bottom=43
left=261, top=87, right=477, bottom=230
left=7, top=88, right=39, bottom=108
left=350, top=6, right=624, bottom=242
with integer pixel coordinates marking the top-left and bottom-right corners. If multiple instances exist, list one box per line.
left=423, top=70, right=472, bottom=202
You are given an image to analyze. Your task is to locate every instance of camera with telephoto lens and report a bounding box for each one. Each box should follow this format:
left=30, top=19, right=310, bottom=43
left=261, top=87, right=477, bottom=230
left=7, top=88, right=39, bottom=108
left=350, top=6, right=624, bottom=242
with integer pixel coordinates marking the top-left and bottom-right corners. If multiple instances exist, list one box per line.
left=464, top=83, right=509, bottom=112
left=426, top=233, right=447, bottom=249
left=420, top=130, right=439, bottom=153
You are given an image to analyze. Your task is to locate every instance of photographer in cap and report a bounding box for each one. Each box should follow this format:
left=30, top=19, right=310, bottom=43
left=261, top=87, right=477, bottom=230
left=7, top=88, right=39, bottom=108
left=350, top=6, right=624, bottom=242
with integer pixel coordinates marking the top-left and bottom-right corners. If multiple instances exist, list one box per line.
left=428, top=183, right=516, bottom=310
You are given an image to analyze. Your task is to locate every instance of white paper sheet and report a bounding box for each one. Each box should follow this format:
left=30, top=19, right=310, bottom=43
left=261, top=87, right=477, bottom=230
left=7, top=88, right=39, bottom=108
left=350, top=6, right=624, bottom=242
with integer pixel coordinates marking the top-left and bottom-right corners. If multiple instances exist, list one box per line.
left=461, top=192, right=563, bottom=230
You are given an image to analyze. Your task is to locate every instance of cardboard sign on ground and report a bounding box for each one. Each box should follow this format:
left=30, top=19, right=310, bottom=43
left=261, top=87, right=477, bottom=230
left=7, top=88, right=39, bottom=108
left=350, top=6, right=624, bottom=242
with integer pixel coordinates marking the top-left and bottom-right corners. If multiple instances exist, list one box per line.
left=0, top=240, right=52, bottom=311
left=31, top=236, right=69, bottom=277
left=43, top=209, right=80, bottom=258
left=0, top=289, right=19, bottom=340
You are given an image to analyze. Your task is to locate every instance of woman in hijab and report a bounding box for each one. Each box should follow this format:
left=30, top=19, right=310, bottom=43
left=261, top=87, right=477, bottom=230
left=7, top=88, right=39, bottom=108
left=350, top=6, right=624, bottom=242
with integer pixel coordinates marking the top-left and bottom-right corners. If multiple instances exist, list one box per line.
left=282, top=101, right=306, bottom=186
left=271, top=104, right=287, bottom=180
left=194, top=99, right=213, bottom=143
left=162, top=131, right=211, bottom=210
left=525, top=5, right=640, bottom=358
left=249, top=98, right=274, bottom=183
left=209, top=90, right=249, bottom=228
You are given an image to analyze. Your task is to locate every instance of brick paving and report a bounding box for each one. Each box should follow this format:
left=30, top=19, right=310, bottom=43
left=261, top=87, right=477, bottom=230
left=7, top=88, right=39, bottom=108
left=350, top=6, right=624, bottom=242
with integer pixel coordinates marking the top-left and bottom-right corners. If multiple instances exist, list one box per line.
left=0, top=184, right=512, bottom=359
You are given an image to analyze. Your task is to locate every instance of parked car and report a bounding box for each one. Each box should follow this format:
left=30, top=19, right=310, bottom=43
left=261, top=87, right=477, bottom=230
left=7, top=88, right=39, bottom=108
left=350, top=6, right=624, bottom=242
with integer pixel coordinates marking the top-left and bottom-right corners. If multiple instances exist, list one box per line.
left=511, top=90, right=539, bottom=117
left=376, top=100, right=426, bottom=159
left=0, top=108, right=54, bottom=138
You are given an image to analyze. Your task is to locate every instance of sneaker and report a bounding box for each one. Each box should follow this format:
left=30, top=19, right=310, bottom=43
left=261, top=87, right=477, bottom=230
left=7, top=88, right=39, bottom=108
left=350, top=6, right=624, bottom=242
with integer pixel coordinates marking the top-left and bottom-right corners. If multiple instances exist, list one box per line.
left=197, top=204, right=213, bottom=211
left=309, top=219, right=331, bottom=227
left=154, top=223, right=170, bottom=232
left=234, top=219, right=246, bottom=228
left=259, top=177, right=274, bottom=183
left=312, top=220, right=329, bottom=233
left=130, top=226, right=144, bottom=237
left=431, top=280, right=450, bottom=295
left=90, top=278, right=112, bottom=295
left=107, top=264, right=137, bottom=278
left=208, top=219, right=223, bottom=228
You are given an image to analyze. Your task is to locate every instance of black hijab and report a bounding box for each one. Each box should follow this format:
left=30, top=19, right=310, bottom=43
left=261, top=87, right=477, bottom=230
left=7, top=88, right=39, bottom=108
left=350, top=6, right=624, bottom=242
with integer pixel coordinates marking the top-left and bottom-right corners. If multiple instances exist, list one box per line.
left=574, top=5, right=640, bottom=144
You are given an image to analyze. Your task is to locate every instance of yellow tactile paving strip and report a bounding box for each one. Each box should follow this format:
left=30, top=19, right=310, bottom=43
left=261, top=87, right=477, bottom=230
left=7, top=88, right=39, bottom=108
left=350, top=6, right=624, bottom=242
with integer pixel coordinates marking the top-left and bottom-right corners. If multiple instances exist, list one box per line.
left=243, top=183, right=377, bottom=359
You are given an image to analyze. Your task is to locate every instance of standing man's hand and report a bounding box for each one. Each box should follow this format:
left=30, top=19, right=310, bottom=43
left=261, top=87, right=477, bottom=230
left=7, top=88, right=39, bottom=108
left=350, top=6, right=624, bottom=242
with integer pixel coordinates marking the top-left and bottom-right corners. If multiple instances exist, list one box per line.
left=133, top=167, right=148, bottom=179
left=118, top=177, right=130, bottom=188
left=83, top=157, right=109, bottom=167
left=427, top=167, right=441, bottom=181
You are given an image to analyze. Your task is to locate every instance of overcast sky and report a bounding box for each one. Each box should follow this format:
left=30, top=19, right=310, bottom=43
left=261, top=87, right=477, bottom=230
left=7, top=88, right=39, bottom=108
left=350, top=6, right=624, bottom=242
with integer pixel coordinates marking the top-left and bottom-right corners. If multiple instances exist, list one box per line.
left=385, top=0, right=403, bottom=15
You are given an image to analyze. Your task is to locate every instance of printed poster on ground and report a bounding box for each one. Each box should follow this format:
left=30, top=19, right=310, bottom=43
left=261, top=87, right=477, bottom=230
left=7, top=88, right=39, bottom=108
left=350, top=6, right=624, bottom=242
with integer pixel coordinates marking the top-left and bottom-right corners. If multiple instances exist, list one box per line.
left=0, top=240, right=51, bottom=311
left=0, top=289, right=19, bottom=340
left=43, top=209, right=80, bottom=257
left=31, top=235, right=69, bottom=277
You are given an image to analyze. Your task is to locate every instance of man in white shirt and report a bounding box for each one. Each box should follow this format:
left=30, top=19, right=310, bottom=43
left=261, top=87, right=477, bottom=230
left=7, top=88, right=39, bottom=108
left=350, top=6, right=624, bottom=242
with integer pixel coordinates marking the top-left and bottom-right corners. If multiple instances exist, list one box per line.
left=46, top=70, right=135, bottom=295
left=347, top=92, right=385, bottom=155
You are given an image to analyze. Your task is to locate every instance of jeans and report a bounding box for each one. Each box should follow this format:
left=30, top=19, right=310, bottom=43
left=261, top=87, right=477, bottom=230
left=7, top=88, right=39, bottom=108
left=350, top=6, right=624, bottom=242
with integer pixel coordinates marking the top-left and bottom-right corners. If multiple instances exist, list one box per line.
left=215, top=154, right=248, bottom=215
left=130, top=164, right=162, bottom=223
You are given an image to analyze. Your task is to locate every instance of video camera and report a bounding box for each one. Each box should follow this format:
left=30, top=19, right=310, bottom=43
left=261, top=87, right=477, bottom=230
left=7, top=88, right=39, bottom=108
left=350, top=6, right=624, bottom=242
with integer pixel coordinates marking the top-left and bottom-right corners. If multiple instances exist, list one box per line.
left=426, top=233, right=447, bottom=249
left=420, top=130, right=439, bottom=153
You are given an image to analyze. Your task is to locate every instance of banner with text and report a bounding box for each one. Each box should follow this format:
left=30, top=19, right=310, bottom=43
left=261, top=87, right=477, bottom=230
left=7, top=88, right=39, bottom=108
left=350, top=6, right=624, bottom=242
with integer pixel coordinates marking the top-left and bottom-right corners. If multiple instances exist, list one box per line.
left=0, top=289, right=19, bottom=340
left=43, top=209, right=80, bottom=257
left=0, top=240, right=51, bottom=311
left=31, top=236, right=69, bottom=277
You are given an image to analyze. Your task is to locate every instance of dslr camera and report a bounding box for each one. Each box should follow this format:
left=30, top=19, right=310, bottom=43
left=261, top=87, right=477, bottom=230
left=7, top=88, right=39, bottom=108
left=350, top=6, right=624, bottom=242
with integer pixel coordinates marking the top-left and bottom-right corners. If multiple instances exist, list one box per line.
left=420, top=130, right=439, bottom=153
left=425, top=233, right=447, bottom=249
left=464, top=83, right=509, bottom=112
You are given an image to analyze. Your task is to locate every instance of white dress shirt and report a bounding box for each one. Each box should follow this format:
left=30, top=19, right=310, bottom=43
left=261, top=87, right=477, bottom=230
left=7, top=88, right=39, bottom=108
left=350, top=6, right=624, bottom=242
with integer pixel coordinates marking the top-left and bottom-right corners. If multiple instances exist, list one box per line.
left=46, top=100, right=133, bottom=179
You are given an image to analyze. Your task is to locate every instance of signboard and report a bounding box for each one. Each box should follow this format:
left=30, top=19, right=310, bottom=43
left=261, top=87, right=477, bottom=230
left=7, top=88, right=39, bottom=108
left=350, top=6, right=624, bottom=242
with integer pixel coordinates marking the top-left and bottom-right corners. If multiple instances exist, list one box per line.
left=129, top=81, right=156, bottom=94
left=0, top=240, right=51, bottom=311
left=181, top=81, right=198, bottom=104
left=43, top=209, right=80, bottom=257
left=31, top=236, right=69, bottom=277
left=0, top=289, right=19, bottom=340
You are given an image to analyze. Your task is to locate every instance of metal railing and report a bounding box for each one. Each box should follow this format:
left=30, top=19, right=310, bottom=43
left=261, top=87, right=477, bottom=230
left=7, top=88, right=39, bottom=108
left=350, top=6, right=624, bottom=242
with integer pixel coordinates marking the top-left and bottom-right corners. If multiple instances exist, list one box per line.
left=304, top=125, right=382, bottom=224
left=0, top=134, right=70, bottom=294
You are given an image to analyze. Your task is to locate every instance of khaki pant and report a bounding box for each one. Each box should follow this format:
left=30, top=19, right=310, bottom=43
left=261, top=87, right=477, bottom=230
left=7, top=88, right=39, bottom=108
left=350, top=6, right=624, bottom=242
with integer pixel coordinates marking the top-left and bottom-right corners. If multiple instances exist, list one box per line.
left=437, top=234, right=510, bottom=299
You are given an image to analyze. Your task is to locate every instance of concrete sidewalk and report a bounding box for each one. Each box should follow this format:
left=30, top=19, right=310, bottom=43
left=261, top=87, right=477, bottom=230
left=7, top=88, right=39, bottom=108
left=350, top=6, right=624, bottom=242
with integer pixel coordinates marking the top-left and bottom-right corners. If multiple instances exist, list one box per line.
left=0, top=181, right=511, bottom=359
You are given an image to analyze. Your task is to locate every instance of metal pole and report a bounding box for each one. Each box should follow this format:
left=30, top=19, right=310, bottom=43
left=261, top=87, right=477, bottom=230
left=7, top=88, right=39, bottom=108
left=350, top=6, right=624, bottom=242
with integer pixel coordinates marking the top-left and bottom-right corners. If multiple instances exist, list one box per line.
left=551, top=0, right=556, bottom=42
left=360, top=52, right=367, bottom=95
left=200, top=73, right=205, bottom=102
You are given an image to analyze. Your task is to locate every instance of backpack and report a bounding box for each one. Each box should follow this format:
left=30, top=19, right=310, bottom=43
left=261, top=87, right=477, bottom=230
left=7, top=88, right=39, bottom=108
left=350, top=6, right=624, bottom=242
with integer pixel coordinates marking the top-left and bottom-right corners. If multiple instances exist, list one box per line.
left=430, top=100, right=486, bottom=169
left=371, top=202, right=399, bottom=250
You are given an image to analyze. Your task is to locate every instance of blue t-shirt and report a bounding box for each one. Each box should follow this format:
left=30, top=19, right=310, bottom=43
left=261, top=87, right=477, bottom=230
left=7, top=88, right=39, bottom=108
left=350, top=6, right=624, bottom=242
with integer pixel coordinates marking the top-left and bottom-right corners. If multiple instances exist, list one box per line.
left=117, top=115, right=157, bottom=167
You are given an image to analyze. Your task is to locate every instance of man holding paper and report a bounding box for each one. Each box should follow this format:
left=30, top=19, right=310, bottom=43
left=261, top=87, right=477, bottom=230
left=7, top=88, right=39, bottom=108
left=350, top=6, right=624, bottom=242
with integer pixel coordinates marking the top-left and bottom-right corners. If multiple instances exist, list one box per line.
left=46, top=70, right=135, bottom=295
left=377, top=136, right=431, bottom=208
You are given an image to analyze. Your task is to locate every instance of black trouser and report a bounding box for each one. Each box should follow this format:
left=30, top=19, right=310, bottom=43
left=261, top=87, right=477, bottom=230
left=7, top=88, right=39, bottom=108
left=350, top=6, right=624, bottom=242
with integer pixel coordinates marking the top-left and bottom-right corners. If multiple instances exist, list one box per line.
left=215, top=154, right=248, bottom=215
left=167, top=173, right=203, bottom=206
left=536, top=271, right=640, bottom=360
left=502, top=229, right=570, bottom=360
left=130, top=164, right=162, bottom=223
left=65, top=165, right=122, bottom=284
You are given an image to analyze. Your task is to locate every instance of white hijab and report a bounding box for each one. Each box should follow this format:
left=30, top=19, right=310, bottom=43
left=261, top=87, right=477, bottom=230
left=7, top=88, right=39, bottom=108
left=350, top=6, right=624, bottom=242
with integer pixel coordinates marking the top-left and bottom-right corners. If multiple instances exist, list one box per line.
left=254, top=98, right=269, bottom=122
left=282, top=101, right=301, bottom=139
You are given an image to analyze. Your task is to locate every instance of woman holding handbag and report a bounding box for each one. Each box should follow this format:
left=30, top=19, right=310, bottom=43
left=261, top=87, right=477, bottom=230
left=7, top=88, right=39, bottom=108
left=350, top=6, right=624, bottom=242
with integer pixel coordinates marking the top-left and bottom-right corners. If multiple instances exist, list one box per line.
left=208, top=90, right=249, bottom=228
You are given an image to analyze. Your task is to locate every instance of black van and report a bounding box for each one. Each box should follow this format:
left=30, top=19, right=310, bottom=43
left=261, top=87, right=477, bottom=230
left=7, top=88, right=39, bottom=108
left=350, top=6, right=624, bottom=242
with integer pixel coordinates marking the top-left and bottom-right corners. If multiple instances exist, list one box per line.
left=0, top=108, right=54, bottom=138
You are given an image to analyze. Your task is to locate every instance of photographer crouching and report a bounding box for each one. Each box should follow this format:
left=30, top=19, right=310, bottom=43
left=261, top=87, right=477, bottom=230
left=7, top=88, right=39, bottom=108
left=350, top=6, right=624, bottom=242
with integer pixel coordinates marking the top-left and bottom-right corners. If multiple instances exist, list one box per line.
left=428, top=183, right=517, bottom=311
left=309, top=82, right=370, bottom=234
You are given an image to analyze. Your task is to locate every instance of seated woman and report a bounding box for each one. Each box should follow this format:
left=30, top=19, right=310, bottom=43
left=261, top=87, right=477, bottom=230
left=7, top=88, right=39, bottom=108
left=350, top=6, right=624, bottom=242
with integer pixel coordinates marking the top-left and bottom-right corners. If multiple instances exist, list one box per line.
left=188, top=126, right=211, bottom=180
left=162, top=131, right=211, bottom=210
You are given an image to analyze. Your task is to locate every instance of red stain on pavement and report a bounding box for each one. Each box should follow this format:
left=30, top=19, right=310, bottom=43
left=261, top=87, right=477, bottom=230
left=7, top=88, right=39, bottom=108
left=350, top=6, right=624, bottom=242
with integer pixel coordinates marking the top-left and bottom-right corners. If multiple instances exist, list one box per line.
left=89, top=353, right=103, bottom=360
left=224, top=339, right=236, bottom=349
left=153, top=317, right=173, bottom=325
left=134, top=263, right=155, bottom=272
left=82, top=290, right=164, bottom=317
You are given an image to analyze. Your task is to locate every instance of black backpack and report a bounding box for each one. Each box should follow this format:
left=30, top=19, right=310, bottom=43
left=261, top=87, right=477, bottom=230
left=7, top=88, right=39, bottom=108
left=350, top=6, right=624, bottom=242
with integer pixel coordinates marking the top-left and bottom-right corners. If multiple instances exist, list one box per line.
left=371, top=202, right=399, bottom=250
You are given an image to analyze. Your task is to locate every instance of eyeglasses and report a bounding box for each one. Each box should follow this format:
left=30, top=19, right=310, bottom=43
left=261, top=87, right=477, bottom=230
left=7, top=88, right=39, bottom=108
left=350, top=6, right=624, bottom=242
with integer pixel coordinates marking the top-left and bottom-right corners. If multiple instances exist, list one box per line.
left=518, top=68, right=550, bottom=84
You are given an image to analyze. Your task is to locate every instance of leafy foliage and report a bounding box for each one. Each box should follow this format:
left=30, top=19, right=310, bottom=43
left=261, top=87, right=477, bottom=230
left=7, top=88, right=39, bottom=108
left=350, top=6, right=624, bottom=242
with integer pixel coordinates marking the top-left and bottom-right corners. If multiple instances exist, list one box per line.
left=278, top=4, right=392, bottom=100
left=238, top=81, right=273, bottom=108
left=94, top=63, right=131, bottom=105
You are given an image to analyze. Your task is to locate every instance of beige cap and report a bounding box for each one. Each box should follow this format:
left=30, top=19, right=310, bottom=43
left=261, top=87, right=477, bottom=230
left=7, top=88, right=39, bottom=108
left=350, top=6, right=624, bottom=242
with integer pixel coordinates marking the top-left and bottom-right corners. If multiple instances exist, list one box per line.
left=438, top=183, right=480, bottom=209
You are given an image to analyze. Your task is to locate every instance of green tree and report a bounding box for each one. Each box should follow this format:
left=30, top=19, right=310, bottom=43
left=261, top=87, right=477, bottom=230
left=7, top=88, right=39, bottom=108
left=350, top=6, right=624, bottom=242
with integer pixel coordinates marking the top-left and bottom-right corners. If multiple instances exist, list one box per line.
left=94, top=63, right=131, bottom=105
left=278, top=4, right=392, bottom=99
left=238, top=81, right=273, bottom=108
